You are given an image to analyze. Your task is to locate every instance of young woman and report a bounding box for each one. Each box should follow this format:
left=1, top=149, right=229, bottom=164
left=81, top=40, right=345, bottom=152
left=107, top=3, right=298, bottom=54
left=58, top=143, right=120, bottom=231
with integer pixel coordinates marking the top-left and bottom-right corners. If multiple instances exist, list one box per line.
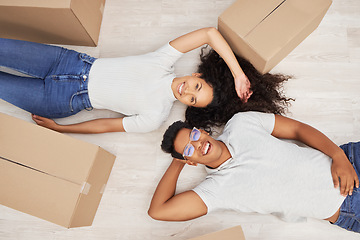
left=185, top=48, right=293, bottom=132
left=0, top=27, right=251, bottom=133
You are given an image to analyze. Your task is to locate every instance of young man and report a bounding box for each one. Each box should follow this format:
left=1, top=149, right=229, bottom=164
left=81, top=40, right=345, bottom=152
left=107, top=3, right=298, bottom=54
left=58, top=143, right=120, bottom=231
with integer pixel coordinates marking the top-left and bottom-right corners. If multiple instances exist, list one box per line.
left=148, top=112, right=360, bottom=233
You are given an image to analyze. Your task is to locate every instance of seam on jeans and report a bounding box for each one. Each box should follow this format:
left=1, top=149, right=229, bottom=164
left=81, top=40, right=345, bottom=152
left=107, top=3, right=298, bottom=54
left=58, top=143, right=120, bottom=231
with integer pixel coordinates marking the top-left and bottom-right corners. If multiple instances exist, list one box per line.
left=79, top=53, right=96, bottom=65
left=69, top=90, right=89, bottom=112
left=45, top=48, right=66, bottom=79
left=81, top=90, right=93, bottom=111
left=51, top=74, right=82, bottom=82
left=350, top=142, right=355, bottom=164
left=0, top=66, right=42, bottom=79
left=78, top=54, right=93, bottom=79
left=340, top=210, right=355, bottom=217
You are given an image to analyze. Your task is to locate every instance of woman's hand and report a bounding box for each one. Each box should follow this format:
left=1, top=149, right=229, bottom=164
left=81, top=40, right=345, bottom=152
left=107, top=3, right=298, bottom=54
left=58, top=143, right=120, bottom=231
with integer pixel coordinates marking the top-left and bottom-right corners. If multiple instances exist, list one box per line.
left=235, top=73, right=252, bottom=102
left=32, top=114, right=59, bottom=131
left=331, top=152, right=359, bottom=196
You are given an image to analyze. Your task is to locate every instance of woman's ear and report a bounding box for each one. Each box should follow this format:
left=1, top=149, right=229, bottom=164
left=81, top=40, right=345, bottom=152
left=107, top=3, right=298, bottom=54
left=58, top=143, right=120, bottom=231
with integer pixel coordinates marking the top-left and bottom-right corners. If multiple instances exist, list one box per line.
left=200, top=129, right=209, bottom=135
left=192, top=73, right=202, bottom=78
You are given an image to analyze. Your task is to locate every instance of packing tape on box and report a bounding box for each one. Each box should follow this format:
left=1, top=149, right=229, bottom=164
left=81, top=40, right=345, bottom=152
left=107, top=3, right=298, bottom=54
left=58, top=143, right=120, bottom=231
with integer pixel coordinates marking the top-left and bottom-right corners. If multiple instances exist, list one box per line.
left=100, top=3, right=105, bottom=14
left=81, top=182, right=91, bottom=195
left=99, top=184, right=107, bottom=194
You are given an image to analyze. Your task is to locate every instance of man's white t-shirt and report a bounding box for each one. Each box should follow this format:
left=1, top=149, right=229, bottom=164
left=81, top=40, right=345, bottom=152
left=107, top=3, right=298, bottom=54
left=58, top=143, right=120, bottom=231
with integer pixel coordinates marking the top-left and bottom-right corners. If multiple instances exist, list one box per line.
left=193, top=112, right=345, bottom=222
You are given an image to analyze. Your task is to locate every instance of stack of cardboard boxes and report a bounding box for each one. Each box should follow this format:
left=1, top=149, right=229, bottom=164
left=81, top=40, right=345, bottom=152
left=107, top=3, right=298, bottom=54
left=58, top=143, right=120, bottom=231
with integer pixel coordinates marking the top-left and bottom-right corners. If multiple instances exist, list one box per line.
left=0, top=113, right=115, bottom=228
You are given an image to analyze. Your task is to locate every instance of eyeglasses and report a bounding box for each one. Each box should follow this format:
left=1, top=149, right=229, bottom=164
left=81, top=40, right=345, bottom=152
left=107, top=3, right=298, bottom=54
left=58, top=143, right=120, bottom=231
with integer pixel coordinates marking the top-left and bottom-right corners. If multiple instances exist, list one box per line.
left=183, top=127, right=201, bottom=159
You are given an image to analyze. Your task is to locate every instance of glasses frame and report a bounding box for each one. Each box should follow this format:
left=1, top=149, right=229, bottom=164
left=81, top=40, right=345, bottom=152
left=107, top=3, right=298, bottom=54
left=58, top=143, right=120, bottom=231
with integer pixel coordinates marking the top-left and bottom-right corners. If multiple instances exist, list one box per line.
left=182, top=127, right=201, bottom=159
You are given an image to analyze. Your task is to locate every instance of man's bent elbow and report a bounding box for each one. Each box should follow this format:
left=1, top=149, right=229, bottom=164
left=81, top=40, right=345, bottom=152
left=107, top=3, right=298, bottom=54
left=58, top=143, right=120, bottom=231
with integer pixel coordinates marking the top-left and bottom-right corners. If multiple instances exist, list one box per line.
left=148, top=208, right=165, bottom=221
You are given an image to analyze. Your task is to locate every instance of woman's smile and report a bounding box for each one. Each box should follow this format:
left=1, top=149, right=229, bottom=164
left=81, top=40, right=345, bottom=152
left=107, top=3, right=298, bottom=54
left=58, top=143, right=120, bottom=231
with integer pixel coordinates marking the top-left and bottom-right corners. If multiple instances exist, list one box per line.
left=178, top=82, right=185, bottom=95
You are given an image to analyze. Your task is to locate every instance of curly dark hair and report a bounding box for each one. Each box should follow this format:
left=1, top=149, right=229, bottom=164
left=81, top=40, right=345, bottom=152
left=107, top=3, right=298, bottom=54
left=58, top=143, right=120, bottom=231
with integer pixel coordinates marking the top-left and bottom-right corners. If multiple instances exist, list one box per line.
left=161, top=121, right=192, bottom=160
left=186, top=47, right=293, bottom=131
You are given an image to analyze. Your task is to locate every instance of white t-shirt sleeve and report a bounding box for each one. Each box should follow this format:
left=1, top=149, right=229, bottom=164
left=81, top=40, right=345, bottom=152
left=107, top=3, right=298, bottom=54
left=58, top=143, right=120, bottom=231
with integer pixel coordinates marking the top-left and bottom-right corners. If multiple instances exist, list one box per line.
left=122, top=113, right=164, bottom=133
left=255, top=112, right=275, bottom=134
left=229, top=112, right=275, bottom=134
left=192, top=178, right=219, bottom=213
left=155, top=42, right=184, bottom=67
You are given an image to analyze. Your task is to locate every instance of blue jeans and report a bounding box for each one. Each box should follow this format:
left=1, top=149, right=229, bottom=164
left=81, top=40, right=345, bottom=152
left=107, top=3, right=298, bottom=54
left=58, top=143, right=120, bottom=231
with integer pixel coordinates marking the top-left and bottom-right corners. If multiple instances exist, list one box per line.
left=0, top=38, right=94, bottom=118
left=333, top=142, right=360, bottom=233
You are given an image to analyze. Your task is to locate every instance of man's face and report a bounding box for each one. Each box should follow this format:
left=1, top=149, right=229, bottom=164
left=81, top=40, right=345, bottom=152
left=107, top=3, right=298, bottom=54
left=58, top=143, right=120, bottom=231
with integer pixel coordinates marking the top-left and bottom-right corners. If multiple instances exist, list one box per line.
left=173, top=128, right=223, bottom=165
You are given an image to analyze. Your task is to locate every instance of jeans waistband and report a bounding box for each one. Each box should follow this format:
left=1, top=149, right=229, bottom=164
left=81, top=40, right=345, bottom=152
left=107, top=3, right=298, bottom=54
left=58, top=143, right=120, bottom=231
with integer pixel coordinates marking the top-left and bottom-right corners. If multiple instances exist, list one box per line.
left=70, top=53, right=96, bottom=112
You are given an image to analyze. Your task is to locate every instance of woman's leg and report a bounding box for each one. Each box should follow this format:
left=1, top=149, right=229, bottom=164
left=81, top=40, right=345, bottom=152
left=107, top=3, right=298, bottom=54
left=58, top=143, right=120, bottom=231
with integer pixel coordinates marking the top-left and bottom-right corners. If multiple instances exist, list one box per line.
left=0, top=38, right=95, bottom=118
left=0, top=38, right=64, bottom=79
left=0, top=71, right=47, bottom=116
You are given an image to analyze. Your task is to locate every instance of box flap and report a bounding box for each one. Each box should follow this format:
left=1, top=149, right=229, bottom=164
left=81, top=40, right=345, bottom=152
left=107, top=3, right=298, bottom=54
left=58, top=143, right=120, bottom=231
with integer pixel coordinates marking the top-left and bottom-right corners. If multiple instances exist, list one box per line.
left=246, top=0, right=332, bottom=61
left=69, top=148, right=115, bottom=227
left=0, top=113, right=99, bottom=184
left=189, top=226, right=245, bottom=240
left=0, top=0, right=71, bottom=8
left=219, top=0, right=285, bottom=37
left=0, top=158, right=81, bottom=227
left=70, top=0, right=105, bottom=45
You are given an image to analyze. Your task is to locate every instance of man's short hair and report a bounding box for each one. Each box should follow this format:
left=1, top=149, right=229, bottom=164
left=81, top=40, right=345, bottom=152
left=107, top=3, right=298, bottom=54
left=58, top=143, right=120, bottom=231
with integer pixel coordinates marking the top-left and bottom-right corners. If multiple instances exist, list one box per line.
left=161, top=121, right=192, bottom=160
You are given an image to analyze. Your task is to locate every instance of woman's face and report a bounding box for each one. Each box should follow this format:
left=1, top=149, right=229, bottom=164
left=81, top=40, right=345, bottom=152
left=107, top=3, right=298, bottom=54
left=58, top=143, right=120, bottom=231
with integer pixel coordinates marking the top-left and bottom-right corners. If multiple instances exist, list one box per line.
left=172, top=73, right=213, bottom=108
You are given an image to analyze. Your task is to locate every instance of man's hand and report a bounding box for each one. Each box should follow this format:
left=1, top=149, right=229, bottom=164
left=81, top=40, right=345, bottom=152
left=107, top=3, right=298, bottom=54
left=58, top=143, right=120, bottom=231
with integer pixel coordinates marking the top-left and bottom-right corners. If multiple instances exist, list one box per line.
left=331, top=152, right=359, bottom=196
left=234, top=74, right=252, bottom=103
left=32, top=114, right=59, bottom=131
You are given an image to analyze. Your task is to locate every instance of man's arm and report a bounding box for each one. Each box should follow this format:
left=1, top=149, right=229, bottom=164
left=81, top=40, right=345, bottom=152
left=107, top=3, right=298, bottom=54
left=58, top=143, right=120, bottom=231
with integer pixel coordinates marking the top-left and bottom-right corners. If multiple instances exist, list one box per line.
left=148, top=160, right=207, bottom=221
left=272, top=114, right=359, bottom=196
left=32, top=114, right=125, bottom=133
left=169, top=27, right=252, bottom=102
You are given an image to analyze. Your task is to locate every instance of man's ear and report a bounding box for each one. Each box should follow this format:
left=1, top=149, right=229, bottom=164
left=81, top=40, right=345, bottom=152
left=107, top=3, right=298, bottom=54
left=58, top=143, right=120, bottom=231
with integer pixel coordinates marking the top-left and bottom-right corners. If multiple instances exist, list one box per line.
left=174, top=158, right=187, bottom=164
left=187, top=161, right=198, bottom=166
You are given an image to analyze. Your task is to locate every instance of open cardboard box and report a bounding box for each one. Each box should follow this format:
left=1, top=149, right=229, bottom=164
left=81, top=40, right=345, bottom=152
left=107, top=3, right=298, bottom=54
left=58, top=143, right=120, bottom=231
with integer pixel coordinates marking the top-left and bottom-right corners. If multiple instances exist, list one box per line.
left=0, top=0, right=106, bottom=46
left=0, top=113, right=115, bottom=228
left=218, top=0, right=332, bottom=74
left=189, top=226, right=245, bottom=240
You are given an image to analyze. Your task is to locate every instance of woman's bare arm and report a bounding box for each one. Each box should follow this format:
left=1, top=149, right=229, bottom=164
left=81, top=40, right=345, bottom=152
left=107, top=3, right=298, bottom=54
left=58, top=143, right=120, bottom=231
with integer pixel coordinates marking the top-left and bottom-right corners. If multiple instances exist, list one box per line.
left=32, top=114, right=125, bottom=133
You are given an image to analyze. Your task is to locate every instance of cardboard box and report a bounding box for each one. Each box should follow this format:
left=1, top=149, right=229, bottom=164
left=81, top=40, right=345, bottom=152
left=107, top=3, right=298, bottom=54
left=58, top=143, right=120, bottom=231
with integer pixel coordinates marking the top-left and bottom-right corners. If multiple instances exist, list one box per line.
left=189, top=226, right=245, bottom=240
left=218, top=0, right=332, bottom=74
left=0, top=0, right=106, bottom=46
left=0, top=113, right=115, bottom=228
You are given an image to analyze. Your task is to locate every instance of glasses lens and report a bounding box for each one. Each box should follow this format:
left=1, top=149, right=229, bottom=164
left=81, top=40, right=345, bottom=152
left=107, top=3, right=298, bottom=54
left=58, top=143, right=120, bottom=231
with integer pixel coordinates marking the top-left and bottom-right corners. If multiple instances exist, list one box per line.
left=183, top=143, right=195, bottom=157
left=190, top=128, right=201, bottom=141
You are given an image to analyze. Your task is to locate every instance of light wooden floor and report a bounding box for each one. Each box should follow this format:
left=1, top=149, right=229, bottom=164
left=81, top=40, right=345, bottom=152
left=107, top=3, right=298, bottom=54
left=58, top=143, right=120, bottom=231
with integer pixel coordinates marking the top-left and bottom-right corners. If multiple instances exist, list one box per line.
left=1, top=0, right=360, bottom=239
